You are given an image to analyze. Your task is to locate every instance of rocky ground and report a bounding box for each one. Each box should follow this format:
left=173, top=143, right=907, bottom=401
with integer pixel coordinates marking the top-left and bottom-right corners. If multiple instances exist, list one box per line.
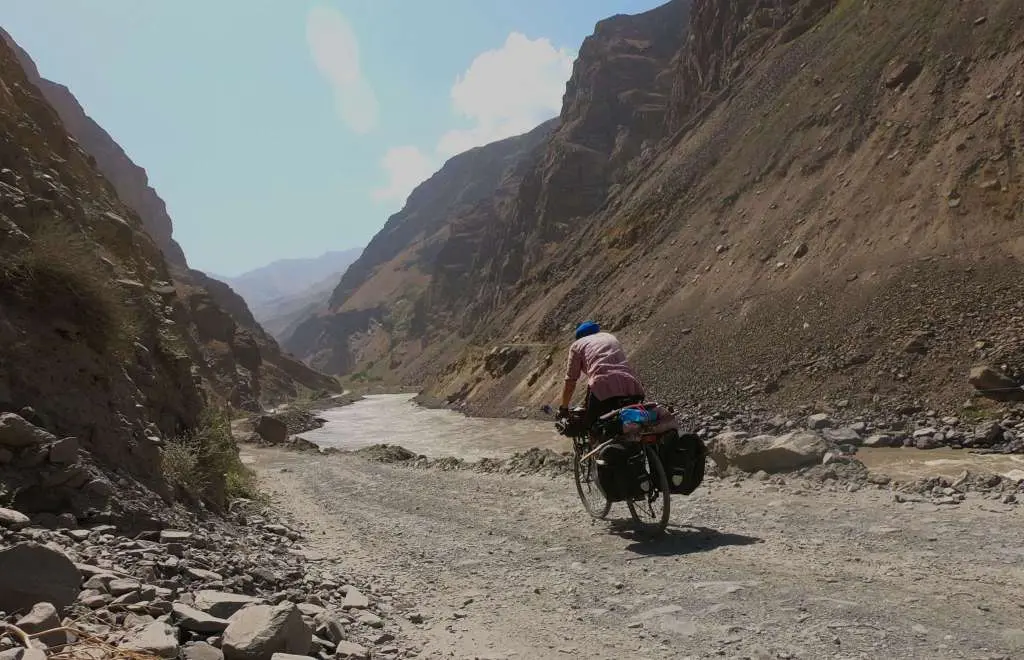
left=4, top=399, right=1024, bottom=660
left=0, top=495, right=418, bottom=660
left=249, top=446, right=1024, bottom=659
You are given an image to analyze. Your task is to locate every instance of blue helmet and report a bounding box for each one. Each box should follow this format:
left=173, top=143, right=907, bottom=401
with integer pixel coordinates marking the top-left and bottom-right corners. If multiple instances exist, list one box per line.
left=574, top=321, right=600, bottom=340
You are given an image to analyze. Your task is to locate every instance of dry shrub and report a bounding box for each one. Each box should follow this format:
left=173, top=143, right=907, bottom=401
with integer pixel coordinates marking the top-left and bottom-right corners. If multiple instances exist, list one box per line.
left=163, top=407, right=263, bottom=508
left=0, top=221, right=137, bottom=355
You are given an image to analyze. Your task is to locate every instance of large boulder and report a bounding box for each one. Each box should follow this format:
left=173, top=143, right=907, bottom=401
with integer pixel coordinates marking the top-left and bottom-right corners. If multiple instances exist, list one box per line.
left=254, top=416, right=288, bottom=445
left=222, top=604, right=312, bottom=660
left=708, top=431, right=828, bottom=473
left=0, top=413, right=56, bottom=448
left=0, top=543, right=81, bottom=614
left=969, top=366, right=1024, bottom=401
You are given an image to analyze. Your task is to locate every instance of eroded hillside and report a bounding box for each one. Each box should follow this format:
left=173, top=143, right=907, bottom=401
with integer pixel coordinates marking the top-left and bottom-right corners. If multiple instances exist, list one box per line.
left=294, top=0, right=1024, bottom=417
left=1, top=28, right=339, bottom=411
left=285, top=119, right=558, bottom=378
left=0, top=34, right=206, bottom=493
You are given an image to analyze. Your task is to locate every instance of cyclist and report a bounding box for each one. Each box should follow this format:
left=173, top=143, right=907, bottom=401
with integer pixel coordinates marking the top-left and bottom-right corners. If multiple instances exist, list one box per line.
left=557, top=321, right=645, bottom=434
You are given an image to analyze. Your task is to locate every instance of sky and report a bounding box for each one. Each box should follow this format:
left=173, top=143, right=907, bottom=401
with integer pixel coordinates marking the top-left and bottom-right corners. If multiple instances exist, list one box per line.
left=0, top=0, right=662, bottom=276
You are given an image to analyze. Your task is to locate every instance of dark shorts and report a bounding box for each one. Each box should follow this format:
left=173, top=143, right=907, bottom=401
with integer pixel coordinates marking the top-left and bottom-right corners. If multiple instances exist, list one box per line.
left=583, top=390, right=644, bottom=432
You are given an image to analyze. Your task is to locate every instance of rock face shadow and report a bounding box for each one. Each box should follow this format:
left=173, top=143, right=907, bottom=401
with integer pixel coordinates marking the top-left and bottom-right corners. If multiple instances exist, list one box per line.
left=611, top=523, right=763, bottom=557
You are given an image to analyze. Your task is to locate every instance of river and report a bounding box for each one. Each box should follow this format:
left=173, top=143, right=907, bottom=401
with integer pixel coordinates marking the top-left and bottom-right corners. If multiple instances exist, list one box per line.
left=301, top=394, right=1024, bottom=480
left=301, top=394, right=563, bottom=461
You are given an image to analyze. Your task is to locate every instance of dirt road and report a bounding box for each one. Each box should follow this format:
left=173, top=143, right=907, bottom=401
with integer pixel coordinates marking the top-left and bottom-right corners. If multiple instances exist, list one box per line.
left=250, top=448, right=1024, bottom=659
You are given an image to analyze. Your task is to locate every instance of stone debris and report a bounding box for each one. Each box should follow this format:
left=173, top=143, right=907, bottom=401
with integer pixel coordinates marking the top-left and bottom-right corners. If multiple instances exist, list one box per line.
left=0, top=497, right=416, bottom=660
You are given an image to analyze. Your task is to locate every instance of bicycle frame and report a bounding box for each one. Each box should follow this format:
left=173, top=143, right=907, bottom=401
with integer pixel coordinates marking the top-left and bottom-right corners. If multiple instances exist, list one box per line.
left=578, top=432, right=661, bottom=463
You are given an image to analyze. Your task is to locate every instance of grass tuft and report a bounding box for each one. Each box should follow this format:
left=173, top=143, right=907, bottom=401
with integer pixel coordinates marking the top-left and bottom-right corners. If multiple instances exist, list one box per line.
left=0, top=221, right=137, bottom=356
left=162, top=406, right=265, bottom=508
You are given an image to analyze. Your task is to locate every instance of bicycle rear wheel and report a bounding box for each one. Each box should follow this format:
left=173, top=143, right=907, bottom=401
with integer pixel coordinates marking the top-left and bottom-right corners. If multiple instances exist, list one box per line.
left=573, top=439, right=611, bottom=519
left=626, top=445, right=671, bottom=535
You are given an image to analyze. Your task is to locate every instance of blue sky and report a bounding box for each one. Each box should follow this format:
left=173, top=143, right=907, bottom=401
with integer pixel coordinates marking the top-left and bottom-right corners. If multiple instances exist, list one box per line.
left=1, top=0, right=662, bottom=275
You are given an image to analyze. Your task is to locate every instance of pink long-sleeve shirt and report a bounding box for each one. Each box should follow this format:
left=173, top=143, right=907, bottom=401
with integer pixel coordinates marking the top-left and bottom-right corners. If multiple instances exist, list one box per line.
left=565, top=332, right=645, bottom=401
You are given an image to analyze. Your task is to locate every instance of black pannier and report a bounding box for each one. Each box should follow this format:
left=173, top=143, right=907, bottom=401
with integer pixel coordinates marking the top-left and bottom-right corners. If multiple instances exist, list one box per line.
left=596, top=442, right=649, bottom=501
left=659, top=431, right=706, bottom=495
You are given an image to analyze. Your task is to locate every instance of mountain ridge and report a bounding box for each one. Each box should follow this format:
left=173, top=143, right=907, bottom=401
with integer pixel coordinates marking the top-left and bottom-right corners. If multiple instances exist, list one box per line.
left=287, top=0, right=1024, bottom=417
left=1, top=26, right=340, bottom=411
left=218, top=247, right=362, bottom=308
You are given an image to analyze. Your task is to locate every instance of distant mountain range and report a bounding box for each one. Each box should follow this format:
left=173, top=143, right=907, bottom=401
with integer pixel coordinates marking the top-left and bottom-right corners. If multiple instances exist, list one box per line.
left=217, top=248, right=362, bottom=341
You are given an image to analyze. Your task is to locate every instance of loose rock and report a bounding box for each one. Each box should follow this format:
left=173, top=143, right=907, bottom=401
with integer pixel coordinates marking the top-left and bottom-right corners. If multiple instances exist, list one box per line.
left=0, top=542, right=81, bottom=614
left=222, top=604, right=312, bottom=660
left=47, top=437, right=79, bottom=464
left=255, top=417, right=289, bottom=445
left=807, top=414, right=833, bottom=430
left=173, top=602, right=230, bottom=633
left=342, top=587, right=369, bottom=610
left=334, top=641, right=369, bottom=660
left=969, top=366, right=1024, bottom=401
left=0, top=507, right=30, bottom=530
left=184, top=643, right=225, bottom=660
left=122, top=621, right=180, bottom=659
left=195, top=591, right=262, bottom=619
left=15, top=602, right=66, bottom=649
left=0, top=413, right=56, bottom=447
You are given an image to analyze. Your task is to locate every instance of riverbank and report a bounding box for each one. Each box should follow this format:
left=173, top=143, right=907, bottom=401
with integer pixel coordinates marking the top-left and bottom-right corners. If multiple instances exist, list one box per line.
left=288, top=394, right=1024, bottom=482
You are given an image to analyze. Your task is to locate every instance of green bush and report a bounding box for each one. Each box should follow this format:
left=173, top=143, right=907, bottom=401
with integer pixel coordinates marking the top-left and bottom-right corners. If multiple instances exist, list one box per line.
left=0, top=222, right=137, bottom=355
left=161, top=434, right=204, bottom=492
left=163, top=406, right=264, bottom=507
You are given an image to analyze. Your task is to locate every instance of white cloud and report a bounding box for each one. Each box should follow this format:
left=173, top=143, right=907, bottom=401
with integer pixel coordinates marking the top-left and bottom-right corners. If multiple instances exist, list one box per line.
left=371, top=146, right=436, bottom=202
left=437, top=32, right=574, bottom=157
left=306, top=5, right=378, bottom=134
left=372, top=32, right=575, bottom=204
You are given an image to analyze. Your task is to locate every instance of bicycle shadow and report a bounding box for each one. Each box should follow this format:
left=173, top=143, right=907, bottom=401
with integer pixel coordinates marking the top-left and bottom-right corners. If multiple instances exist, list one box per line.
left=609, top=522, right=763, bottom=557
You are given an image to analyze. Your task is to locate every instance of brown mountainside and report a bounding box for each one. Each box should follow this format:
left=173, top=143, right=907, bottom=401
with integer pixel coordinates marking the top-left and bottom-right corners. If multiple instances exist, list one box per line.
left=0, top=35, right=205, bottom=489
left=1, top=28, right=339, bottom=411
left=285, top=119, right=558, bottom=378
left=296, top=0, right=1024, bottom=417
left=0, top=28, right=186, bottom=267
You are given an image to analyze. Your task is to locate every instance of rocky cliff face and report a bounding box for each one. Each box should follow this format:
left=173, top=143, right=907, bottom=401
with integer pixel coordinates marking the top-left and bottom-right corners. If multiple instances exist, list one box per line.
left=286, top=1, right=694, bottom=382
left=0, top=28, right=339, bottom=412
left=0, top=28, right=186, bottom=267
left=0, top=27, right=342, bottom=522
left=0, top=35, right=205, bottom=493
left=285, top=119, right=558, bottom=379
left=295, top=0, right=1024, bottom=417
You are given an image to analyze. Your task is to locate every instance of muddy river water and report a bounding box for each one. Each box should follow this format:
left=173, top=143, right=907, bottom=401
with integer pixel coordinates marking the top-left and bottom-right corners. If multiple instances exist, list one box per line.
left=301, top=394, right=1024, bottom=480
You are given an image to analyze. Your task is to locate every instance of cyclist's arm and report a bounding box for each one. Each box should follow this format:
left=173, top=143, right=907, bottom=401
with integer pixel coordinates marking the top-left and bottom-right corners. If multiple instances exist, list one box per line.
left=560, top=345, right=582, bottom=408
left=560, top=380, right=575, bottom=410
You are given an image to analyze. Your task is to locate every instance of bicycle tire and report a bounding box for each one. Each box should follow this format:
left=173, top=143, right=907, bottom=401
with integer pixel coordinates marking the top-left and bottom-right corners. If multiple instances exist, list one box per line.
left=626, top=445, right=671, bottom=535
left=573, top=439, right=611, bottom=519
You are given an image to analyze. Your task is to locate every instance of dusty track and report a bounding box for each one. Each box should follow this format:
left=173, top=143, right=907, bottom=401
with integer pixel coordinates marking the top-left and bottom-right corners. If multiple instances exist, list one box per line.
left=251, top=447, right=1024, bottom=659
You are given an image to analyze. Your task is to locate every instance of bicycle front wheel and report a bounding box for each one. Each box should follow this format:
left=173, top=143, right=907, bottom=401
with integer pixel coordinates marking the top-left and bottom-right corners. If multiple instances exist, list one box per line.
left=574, top=439, right=611, bottom=519
left=626, top=445, right=671, bottom=535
